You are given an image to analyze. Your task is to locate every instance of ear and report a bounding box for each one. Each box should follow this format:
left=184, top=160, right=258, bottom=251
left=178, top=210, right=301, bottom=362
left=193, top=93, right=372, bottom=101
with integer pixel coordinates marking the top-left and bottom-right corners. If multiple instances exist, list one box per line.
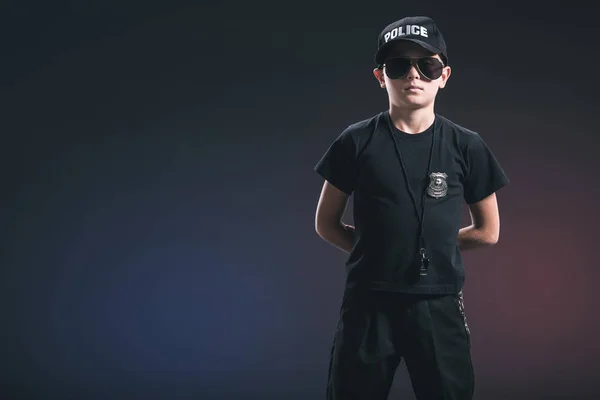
left=438, top=66, right=451, bottom=89
left=373, top=68, right=386, bottom=88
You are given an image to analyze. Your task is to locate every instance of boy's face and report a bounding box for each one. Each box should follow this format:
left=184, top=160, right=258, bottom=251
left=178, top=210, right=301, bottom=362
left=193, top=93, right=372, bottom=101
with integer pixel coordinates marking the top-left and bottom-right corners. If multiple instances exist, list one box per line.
left=373, top=41, right=451, bottom=110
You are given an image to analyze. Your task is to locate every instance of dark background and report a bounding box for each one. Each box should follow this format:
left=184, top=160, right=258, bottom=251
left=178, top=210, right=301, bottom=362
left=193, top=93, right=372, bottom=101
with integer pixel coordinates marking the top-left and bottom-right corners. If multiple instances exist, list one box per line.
left=2, top=1, right=599, bottom=399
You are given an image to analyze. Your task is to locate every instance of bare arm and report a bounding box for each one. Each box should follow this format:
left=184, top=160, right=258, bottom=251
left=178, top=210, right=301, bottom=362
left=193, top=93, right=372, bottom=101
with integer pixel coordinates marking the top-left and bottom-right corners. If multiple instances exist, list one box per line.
left=315, top=181, right=355, bottom=254
left=458, top=192, right=501, bottom=251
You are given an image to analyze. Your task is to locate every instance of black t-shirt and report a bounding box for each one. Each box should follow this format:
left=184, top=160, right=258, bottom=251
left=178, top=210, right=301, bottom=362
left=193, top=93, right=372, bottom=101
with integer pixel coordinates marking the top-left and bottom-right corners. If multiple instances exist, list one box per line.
left=314, top=111, right=509, bottom=294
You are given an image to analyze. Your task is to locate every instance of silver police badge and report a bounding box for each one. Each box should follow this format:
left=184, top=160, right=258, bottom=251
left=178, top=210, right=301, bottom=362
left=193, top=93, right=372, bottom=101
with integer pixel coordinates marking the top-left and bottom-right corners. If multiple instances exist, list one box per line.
left=427, top=172, right=448, bottom=198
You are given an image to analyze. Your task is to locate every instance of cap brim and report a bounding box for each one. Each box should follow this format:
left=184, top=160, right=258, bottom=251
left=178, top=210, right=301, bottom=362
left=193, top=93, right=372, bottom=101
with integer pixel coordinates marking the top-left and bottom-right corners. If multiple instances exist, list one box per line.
left=375, top=38, right=442, bottom=65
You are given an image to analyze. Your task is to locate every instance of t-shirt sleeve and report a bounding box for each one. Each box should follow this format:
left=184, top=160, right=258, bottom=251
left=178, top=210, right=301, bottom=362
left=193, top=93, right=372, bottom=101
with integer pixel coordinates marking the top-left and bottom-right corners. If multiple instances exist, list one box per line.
left=314, top=127, right=358, bottom=195
left=463, top=133, right=509, bottom=204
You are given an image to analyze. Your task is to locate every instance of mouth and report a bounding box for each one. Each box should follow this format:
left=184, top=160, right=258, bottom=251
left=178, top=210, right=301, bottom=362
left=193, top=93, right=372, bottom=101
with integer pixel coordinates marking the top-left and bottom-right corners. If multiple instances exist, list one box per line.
left=405, top=86, right=423, bottom=91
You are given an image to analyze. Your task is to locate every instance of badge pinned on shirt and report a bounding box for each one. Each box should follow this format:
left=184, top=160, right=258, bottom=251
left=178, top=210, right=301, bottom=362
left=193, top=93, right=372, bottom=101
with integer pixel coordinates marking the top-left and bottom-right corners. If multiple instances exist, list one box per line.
left=427, top=172, right=448, bottom=198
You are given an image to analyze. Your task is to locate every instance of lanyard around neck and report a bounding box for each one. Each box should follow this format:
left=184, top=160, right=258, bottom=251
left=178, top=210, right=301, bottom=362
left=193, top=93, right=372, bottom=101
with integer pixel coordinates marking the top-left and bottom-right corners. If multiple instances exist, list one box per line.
left=387, top=113, right=435, bottom=275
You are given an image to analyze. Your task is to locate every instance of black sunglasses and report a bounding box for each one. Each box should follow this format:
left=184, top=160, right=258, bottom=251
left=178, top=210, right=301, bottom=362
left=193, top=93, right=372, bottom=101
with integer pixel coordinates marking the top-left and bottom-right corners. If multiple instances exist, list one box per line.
left=381, top=57, right=445, bottom=81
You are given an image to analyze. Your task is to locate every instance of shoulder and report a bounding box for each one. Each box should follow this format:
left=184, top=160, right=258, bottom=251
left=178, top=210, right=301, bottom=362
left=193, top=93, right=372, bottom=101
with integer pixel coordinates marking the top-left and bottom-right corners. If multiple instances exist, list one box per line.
left=435, top=114, right=489, bottom=156
left=436, top=114, right=482, bottom=142
left=340, top=111, right=389, bottom=148
left=337, top=111, right=387, bottom=155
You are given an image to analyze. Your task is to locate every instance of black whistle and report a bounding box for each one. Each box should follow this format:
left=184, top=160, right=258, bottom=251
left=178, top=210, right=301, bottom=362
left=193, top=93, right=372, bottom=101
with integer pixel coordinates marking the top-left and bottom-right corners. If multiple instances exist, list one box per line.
left=419, top=248, right=429, bottom=276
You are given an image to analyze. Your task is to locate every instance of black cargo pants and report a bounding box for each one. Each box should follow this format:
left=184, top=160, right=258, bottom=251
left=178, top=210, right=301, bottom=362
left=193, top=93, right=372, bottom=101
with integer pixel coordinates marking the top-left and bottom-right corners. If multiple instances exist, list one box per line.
left=325, top=289, right=474, bottom=400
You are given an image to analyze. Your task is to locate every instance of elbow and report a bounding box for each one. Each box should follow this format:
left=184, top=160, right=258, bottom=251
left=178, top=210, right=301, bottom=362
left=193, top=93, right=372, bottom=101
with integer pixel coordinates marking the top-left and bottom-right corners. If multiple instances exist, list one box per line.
left=472, top=222, right=499, bottom=246
left=315, top=221, right=331, bottom=239
left=485, top=237, right=498, bottom=246
left=315, top=217, right=326, bottom=238
left=315, top=222, right=325, bottom=238
left=315, top=215, right=337, bottom=239
left=484, top=231, right=499, bottom=246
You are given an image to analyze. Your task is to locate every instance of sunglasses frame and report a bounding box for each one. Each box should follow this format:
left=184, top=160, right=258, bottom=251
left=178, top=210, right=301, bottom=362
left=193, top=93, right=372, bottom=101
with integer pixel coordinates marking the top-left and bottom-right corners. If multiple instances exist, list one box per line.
left=379, top=56, right=446, bottom=81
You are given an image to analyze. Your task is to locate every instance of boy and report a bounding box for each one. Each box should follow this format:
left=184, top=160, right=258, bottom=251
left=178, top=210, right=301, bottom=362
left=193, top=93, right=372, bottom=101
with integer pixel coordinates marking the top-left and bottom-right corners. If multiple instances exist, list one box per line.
left=314, top=16, right=509, bottom=400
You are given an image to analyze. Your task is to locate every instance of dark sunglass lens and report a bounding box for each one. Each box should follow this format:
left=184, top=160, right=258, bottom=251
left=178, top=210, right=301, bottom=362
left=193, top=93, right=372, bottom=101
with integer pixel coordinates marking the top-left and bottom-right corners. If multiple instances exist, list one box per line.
left=385, top=58, right=411, bottom=79
left=417, top=58, right=444, bottom=80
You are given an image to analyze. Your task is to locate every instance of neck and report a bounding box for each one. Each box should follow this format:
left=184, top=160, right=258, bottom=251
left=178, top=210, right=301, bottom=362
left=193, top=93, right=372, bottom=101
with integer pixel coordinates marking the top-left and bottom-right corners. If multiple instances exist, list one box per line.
left=388, top=104, right=436, bottom=134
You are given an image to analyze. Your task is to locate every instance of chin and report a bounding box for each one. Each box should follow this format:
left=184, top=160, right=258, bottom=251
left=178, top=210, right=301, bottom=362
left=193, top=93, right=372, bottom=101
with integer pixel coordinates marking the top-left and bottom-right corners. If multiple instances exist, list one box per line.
left=395, top=98, right=430, bottom=109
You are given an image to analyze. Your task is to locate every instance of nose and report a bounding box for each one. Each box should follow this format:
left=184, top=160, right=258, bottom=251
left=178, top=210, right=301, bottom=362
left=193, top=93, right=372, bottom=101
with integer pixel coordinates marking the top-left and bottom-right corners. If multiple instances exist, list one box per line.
left=406, top=64, right=420, bottom=80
